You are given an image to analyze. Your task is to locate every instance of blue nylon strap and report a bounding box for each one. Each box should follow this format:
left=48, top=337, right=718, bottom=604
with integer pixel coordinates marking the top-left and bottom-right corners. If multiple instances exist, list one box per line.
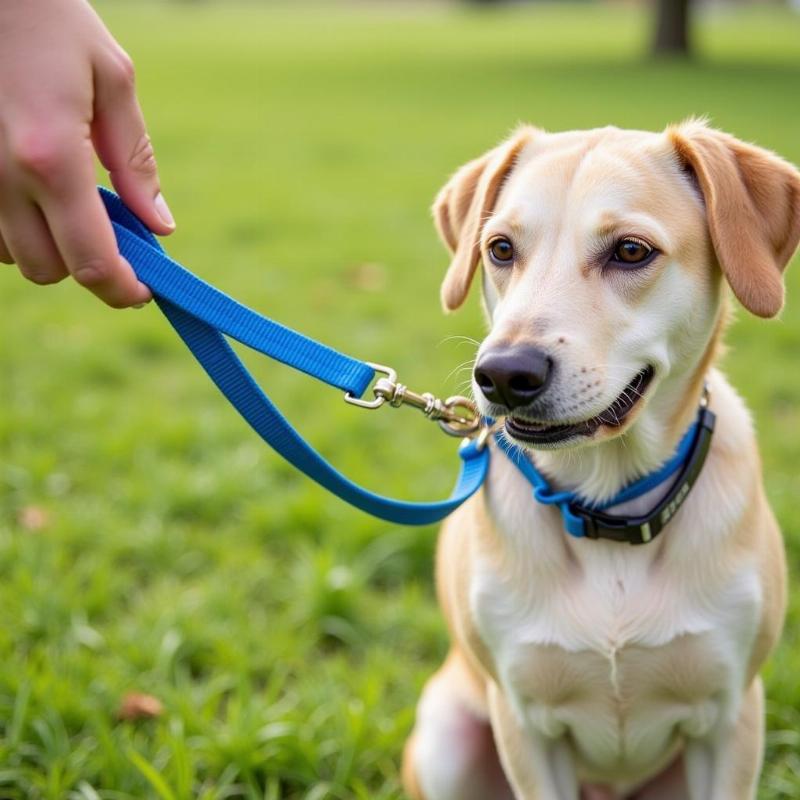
left=592, top=422, right=698, bottom=509
left=494, top=419, right=700, bottom=538
left=493, top=438, right=588, bottom=537
left=101, top=190, right=373, bottom=396
left=100, top=188, right=489, bottom=525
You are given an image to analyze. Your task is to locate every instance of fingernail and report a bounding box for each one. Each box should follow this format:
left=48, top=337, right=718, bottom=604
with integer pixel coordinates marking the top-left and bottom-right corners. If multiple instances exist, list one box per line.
left=154, top=192, right=175, bottom=228
left=132, top=301, right=149, bottom=309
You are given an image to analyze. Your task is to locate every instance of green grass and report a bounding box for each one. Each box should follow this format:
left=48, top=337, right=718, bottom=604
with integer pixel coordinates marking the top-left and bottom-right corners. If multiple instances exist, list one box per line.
left=2, top=2, right=800, bottom=797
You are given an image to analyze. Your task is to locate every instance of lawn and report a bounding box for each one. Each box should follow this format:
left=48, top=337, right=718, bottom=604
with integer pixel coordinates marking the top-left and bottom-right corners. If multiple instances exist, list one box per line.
left=1, top=2, right=799, bottom=798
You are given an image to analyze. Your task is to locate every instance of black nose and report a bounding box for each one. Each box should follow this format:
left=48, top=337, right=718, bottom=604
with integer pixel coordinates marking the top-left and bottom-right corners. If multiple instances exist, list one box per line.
left=474, top=345, right=552, bottom=410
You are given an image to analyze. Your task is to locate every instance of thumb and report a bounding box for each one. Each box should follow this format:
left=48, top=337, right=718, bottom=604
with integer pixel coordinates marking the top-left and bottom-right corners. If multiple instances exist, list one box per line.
left=92, top=53, right=175, bottom=235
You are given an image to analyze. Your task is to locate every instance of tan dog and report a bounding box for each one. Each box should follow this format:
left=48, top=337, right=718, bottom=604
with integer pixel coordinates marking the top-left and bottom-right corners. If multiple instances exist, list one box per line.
left=402, top=121, right=800, bottom=800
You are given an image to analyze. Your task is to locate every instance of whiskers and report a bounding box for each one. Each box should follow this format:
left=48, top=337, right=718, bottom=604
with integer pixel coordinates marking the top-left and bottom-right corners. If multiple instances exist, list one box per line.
left=445, top=357, right=477, bottom=386
left=439, top=335, right=480, bottom=398
left=438, top=334, right=481, bottom=349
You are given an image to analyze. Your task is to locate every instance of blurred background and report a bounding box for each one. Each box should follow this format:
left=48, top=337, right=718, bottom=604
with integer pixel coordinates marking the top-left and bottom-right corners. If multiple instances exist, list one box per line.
left=1, top=1, right=799, bottom=798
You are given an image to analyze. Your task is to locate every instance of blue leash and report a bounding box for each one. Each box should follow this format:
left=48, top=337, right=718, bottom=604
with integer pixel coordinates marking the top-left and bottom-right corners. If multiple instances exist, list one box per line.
left=101, top=188, right=489, bottom=526
left=103, top=188, right=708, bottom=538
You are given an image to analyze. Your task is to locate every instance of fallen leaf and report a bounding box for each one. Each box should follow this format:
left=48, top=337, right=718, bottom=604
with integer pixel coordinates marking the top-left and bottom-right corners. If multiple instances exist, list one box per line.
left=18, top=506, right=49, bottom=531
left=344, top=263, right=387, bottom=292
left=117, top=692, right=164, bottom=721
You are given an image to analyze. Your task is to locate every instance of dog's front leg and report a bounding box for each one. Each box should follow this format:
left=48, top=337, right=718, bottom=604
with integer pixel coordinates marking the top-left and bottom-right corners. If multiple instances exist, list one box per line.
left=488, top=681, right=580, bottom=800
left=684, top=677, right=764, bottom=800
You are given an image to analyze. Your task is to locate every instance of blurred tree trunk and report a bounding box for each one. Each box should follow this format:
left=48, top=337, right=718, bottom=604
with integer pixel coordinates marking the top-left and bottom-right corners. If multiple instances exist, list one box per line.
left=653, top=0, right=692, bottom=57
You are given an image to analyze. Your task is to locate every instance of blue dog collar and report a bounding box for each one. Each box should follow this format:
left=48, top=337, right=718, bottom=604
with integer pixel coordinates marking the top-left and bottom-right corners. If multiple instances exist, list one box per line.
left=495, top=400, right=716, bottom=545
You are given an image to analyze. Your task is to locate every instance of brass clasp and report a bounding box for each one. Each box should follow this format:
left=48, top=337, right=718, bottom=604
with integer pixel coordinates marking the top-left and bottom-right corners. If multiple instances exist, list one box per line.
left=344, top=361, right=483, bottom=438
left=343, top=363, right=397, bottom=409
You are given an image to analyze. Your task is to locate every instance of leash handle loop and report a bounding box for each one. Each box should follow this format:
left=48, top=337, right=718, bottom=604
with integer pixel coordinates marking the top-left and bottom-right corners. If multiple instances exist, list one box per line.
left=101, top=188, right=489, bottom=526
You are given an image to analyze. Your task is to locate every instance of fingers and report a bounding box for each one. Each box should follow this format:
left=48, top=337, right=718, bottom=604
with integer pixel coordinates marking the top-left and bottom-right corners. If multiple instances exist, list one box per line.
left=1, top=120, right=153, bottom=307
left=0, top=230, right=13, bottom=264
left=0, top=1, right=162, bottom=307
left=6, top=125, right=152, bottom=307
left=0, top=194, right=68, bottom=284
left=31, top=147, right=152, bottom=308
left=92, top=49, right=175, bottom=236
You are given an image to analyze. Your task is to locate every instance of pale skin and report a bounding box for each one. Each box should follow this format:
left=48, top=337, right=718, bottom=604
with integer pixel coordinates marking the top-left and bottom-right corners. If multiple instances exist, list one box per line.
left=0, top=0, right=174, bottom=307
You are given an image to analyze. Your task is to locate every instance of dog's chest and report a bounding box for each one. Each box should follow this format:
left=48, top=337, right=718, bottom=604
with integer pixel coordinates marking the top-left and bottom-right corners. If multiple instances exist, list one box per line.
left=470, top=532, right=762, bottom=779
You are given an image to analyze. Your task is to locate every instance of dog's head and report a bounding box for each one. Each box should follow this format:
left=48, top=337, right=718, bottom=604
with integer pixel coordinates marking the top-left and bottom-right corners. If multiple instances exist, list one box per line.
left=436, top=121, right=800, bottom=450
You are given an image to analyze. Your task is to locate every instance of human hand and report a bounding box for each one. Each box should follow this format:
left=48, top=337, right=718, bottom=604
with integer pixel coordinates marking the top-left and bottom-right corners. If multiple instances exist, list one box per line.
left=0, top=0, right=174, bottom=307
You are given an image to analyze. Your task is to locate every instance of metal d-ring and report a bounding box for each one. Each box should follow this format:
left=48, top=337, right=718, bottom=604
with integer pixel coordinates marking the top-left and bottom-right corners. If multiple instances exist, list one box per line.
left=343, top=363, right=397, bottom=409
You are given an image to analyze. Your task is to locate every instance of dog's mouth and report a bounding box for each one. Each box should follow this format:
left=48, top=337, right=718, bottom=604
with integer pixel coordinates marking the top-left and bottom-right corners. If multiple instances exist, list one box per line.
left=504, top=365, right=655, bottom=446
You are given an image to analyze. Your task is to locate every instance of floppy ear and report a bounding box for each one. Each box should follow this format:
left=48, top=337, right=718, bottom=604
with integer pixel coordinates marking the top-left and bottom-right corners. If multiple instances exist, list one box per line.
left=434, top=129, right=533, bottom=311
left=668, top=121, right=800, bottom=318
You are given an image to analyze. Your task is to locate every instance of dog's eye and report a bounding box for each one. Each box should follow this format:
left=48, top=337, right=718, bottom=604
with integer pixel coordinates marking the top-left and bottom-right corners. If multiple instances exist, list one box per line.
left=610, top=237, right=655, bottom=266
left=488, top=237, right=514, bottom=266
